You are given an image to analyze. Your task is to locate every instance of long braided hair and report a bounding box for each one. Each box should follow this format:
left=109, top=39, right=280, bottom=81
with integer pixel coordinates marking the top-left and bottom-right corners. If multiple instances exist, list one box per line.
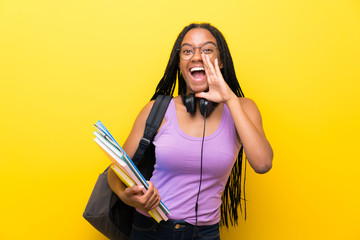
left=150, top=23, right=247, bottom=227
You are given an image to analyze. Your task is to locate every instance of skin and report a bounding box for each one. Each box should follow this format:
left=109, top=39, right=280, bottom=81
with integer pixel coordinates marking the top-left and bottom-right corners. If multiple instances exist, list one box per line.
left=108, top=28, right=273, bottom=213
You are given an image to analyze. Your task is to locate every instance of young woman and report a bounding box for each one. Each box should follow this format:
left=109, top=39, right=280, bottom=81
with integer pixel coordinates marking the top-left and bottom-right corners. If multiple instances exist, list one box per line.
left=108, top=23, right=273, bottom=240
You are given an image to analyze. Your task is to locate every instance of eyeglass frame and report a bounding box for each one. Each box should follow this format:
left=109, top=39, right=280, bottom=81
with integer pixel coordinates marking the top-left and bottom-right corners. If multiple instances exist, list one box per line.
left=177, top=42, right=218, bottom=61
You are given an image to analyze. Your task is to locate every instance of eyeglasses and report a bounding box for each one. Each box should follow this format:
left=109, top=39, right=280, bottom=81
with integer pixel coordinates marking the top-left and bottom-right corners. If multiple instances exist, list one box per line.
left=178, top=42, right=217, bottom=61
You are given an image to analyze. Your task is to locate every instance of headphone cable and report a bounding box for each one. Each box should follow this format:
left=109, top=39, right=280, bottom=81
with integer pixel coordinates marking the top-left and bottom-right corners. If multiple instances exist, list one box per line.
left=194, top=110, right=206, bottom=237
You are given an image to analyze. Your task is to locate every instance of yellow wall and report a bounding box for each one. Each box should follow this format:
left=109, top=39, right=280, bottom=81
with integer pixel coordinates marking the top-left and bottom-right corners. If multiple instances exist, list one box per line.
left=0, top=0, right=359, bottom=239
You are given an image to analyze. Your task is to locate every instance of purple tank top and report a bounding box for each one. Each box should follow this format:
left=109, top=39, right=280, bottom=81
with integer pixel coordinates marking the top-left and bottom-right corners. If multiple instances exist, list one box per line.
left=150, top=99, right=240, bottom=225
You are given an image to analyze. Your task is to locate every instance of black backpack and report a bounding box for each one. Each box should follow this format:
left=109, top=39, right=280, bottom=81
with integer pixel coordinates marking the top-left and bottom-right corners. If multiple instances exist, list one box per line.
left=83, top=95, right=172, bottom=240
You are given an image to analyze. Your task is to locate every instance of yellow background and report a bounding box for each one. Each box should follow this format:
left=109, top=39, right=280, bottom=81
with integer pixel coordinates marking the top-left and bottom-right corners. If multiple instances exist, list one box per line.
left=1, top=0, right=359, bottom=239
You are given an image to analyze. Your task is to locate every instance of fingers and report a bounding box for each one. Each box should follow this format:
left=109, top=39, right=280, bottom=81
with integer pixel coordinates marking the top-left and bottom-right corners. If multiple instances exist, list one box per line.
left=125, top=185, right=144, bottom=195
left=200, top=54, right=232, bottom=103
left=214, top=58, right=222, bottom=75
left=202, top=54, right=214, bottom=81
left=201, top=54, right=219, bottom=82
left=143, top=181, right=161, bottom=211
left=124, top=182, right=161, bottom=212
left=195, top=91, right=210, bottom=99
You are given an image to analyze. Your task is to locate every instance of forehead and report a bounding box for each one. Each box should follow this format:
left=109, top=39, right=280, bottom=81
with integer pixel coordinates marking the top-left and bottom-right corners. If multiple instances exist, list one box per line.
left=181, top=28, right=217, bottom=46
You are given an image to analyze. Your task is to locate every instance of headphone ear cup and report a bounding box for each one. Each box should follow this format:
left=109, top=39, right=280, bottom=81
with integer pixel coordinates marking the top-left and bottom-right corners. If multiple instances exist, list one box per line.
left=182, top=94, right=216, bottom=117
left=199, top=98, right=208, bottom=116
left=182, top=94, right=196, bottom=114
left=199, top=98, right=214, bottom=117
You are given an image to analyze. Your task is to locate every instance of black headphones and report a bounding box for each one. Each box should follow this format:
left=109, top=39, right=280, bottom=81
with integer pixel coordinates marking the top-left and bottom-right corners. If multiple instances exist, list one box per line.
left=181, top=93, right=218, bottom=229
left=181, top=93, right=217, bottom=117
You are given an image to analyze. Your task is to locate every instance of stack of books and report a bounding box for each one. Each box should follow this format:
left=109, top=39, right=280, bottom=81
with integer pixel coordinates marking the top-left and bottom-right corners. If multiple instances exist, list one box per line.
left=93, top=120, right=170, bottom=222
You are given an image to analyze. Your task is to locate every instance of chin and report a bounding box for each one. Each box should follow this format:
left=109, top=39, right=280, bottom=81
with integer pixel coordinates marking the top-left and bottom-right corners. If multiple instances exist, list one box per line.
left=186, top=83, right=208, bottom=94
left=192, top=86, right=208, bottom=94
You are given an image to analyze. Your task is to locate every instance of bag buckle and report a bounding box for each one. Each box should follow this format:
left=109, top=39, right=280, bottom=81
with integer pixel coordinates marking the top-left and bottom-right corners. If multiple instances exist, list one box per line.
left=139, top=137, right=151, bottom=149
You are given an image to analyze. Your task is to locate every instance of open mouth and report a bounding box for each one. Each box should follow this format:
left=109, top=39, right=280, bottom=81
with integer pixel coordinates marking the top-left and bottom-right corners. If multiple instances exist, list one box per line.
left=190, top=67, right=206, bottom=81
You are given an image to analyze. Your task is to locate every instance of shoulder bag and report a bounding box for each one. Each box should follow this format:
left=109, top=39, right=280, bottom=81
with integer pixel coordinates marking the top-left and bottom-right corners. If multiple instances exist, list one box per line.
left=83, top=95, right=172, bottom=240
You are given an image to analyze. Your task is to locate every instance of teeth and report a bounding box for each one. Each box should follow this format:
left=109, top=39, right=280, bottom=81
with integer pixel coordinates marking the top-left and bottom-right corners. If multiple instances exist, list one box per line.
left=190, top=67, right=204, bottom=72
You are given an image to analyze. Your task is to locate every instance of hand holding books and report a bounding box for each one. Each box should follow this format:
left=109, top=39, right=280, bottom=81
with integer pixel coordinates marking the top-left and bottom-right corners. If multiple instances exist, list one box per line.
left=110, top=165, right=162, bottom=214
left=93, top=121, right=170, bottom=222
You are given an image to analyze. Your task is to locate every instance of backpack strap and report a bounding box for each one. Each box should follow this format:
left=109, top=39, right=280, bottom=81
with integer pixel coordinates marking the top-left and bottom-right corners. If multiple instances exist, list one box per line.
left=132, top=95, right=172, bottom=165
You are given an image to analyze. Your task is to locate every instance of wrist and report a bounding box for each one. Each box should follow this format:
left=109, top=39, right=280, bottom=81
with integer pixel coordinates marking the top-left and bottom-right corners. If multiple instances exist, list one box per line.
left=224, top=92, right=238, bottom=105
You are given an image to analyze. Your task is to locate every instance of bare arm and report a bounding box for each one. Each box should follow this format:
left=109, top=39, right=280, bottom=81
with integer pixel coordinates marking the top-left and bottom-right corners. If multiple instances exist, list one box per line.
left=225, top=95, right=273, bottom=173
left=107, top=100, right=161, bottom=211
left=197, top=54, right=273, bottom=173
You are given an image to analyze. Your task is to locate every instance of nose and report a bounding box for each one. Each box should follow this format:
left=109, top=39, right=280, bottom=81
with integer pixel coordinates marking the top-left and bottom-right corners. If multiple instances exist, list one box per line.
left=191, top=47, right=202, bottom=61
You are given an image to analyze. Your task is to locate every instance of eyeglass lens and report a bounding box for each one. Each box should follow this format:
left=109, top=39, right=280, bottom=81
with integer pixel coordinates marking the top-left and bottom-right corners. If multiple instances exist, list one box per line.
left=179, top=43, right=217, bottom=61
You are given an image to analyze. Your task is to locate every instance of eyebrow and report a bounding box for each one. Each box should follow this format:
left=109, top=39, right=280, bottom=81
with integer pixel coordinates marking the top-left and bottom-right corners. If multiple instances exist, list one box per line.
left=180, top=41, right=217, bottom=48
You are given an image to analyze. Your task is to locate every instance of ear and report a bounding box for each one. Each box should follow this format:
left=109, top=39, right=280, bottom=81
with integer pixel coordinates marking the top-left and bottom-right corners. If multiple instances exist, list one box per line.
left=219, top=60, right=223, bottom=69
left=217, top=58, right=223, bottom=69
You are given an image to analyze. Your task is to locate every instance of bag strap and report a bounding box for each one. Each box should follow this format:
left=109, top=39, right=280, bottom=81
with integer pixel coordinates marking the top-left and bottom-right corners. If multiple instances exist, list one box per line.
left=132, top=95, right=172, bottom=165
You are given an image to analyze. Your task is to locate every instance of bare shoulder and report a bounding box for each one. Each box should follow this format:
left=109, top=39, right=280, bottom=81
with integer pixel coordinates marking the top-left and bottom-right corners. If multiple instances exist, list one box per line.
left=238, top=97, right=263, bottom=123
left=239, top=97, right=259, bottom=111
left=132, top=100, right=156, bottom=130
left=138, top=100, right=155, bottom=120
left=129, top=100, right=157, bottom=136
left=122, top=100, right=155, bottom=158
